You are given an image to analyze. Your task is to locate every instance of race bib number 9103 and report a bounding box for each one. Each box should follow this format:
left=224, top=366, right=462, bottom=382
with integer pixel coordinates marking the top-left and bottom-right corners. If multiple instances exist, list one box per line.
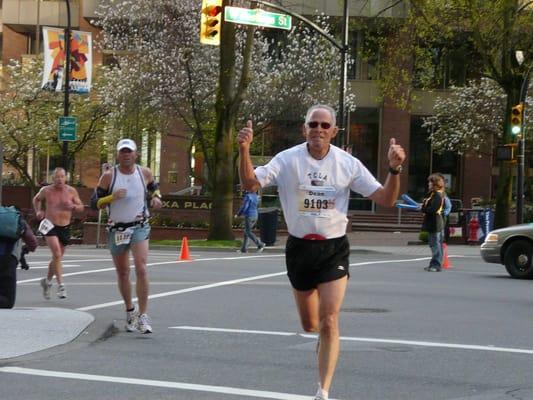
left=298, top=185, right=336, bottom=218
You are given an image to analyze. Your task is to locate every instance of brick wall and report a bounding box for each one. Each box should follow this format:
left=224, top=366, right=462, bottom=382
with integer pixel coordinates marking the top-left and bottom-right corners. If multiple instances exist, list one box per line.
left=2, top=26, right=28, bottom=65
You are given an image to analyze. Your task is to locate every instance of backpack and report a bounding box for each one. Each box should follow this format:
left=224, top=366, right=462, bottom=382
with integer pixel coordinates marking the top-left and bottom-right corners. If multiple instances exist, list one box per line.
left=443, top=196, right=452, bottom=217
left=0, top=206, right=22, bottom=239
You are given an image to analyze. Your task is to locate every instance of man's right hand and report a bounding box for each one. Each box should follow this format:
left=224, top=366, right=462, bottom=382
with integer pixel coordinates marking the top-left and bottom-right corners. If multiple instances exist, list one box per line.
left=36, top=210, right=45, bottom=220
left=237, top=120, right=254, bottom=151
left=114, top=188, right=127, bottom=199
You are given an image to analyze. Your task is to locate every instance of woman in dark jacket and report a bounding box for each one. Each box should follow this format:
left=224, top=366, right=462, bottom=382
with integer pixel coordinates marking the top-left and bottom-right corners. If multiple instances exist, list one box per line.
left=0, top=217, right=38, bottom=308
left=421, top=174, right=445, bottom=272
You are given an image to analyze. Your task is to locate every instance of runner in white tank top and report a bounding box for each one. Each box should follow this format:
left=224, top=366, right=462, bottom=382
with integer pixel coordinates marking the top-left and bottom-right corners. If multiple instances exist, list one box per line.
left=108, top=166, right=148, bottom=223
left=94, top=138, right=162, bottom=334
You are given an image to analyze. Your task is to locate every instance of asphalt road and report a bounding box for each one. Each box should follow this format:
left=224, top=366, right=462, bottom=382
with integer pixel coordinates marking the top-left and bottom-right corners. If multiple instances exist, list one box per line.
left=2, top=246, right=533, bottom=400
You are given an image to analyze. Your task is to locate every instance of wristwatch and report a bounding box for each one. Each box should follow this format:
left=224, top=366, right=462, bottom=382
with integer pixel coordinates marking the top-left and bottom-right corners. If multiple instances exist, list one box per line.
left=388, top=165, right=402, bottom=175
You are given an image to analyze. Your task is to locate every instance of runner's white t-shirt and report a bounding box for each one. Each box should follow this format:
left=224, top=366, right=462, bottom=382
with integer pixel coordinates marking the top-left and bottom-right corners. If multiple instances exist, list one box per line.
left=254, top=143, right=381, bottom=239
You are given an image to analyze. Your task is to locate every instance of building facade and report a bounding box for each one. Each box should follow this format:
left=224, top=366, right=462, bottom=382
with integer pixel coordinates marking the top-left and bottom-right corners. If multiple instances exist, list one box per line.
left=0, top=0, right=497, bottom=208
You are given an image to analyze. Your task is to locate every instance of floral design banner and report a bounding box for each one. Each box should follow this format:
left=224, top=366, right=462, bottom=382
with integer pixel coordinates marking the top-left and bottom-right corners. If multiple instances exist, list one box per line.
left=42, top=27, right=92, bottom=94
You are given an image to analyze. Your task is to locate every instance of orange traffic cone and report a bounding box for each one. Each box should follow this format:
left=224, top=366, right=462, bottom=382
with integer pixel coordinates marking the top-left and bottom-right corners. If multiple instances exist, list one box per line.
left=179, top=236, right=192, bottom=261
left=442, top=243, right=452, bottom=269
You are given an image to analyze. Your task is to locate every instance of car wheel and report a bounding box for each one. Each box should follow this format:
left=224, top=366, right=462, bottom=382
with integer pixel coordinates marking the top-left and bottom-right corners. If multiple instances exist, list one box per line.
left=504, top=240, right=533, bottom=279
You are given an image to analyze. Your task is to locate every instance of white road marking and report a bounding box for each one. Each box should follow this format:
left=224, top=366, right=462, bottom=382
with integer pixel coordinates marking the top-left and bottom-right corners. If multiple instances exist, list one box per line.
left=70, top=255, right=437, bottom=311
left=27, top=264, right=80, bottom=270
left=350, top=257, right=431, bottom=266
left=17, top=254, right=283, bottom=284
left=0, top=367, right=325, bottom=400
left=28, top=258, right=113, bottom=264
left=171, top=326, right=533, bottom=356
left=77, top=272, right=286, bottom=311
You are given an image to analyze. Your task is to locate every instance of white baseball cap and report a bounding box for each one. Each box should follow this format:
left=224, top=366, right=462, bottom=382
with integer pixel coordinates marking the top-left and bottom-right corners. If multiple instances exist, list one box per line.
left=116, top=138, right=137, bottom=152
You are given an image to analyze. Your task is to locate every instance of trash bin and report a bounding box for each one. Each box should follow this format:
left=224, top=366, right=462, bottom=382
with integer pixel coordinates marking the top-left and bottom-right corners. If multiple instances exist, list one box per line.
left=446, top=199, right=464, bottom=243
left=258, top=207, right=279, bottom=246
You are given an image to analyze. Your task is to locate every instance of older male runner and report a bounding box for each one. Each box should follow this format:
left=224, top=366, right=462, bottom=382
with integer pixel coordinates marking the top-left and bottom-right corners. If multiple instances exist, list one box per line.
left=238, top=104, right=405, bottom=400
left=91, top=138, right=162, bottom=334
left=33, top=167, right=84, bottom=299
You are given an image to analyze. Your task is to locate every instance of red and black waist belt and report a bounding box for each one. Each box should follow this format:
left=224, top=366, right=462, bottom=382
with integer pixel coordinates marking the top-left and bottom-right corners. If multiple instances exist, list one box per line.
left=302, top=233, right=327, bottom=241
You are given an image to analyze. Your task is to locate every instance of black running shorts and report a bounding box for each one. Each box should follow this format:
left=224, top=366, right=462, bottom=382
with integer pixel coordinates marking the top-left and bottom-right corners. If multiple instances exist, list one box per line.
left=45, top=225, right=71, bottom=247
left=285, top=235, right=350, bottom=291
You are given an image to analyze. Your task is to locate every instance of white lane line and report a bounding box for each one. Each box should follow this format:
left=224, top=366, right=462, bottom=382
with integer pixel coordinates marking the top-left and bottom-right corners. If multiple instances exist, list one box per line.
left=17, top=254, right=284, bottom=284
left=28, top=258, right=113, bottom=264
left=77, top=272, right=286, bottom=311
left=0, top=367, right=324, bottom=400
left=350, top=257, right=431, bottom=266
left=74, top=256, right=436, bottom=311
left=26, top=265, right=81, bottom=270
left=171, top=326, right=533, bottom=356
left=170, top=326, right=295, bottom=336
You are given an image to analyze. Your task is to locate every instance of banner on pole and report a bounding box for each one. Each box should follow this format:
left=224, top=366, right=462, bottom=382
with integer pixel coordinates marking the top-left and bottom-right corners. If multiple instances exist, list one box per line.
left=41, top=27, right=92, bottom=94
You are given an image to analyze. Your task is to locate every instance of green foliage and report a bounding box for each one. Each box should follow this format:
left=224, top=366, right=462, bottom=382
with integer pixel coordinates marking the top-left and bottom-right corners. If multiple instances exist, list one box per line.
left=419, top=230, right=429, bottom=243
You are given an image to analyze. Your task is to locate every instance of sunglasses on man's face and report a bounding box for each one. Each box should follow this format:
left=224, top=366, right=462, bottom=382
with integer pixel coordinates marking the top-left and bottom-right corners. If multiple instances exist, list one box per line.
left=307, top=121, right=332, bottom=129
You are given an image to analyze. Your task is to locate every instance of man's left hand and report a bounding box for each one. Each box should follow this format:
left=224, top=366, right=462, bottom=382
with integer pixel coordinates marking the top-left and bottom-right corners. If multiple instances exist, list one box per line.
left=387, top=138, right=406, bottom=169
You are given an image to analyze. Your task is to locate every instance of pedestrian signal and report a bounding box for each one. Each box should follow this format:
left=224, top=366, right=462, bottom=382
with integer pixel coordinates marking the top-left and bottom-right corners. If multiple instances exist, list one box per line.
left=510, top=103, right=524, bottom=135
left=200, top=0, right=223, bottom=45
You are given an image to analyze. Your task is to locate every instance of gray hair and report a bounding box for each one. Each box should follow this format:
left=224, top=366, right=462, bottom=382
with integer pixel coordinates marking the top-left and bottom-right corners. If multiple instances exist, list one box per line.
left=304, top=104, right=337, bottom=127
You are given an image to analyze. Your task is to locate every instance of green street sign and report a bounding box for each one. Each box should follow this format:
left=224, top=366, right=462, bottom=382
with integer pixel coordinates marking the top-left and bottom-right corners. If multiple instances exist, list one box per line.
left=225, top=6, right=292, bottom=30
left=58, top=116, right=77, bottom=141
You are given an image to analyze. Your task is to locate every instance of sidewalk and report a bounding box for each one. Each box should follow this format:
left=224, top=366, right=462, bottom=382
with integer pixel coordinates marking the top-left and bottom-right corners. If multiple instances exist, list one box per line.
left=2, top=234, right=481, bottom=361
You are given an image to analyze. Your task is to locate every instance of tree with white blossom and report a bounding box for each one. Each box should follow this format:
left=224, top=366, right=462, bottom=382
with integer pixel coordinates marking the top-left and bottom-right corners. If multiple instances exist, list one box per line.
left=356, top=0, right=533, bottom=228
left=96, top=0, right=354, bottom=239
left=422, top=78, right=506, bottom=156
left=0, top=57, right=109, bottom=191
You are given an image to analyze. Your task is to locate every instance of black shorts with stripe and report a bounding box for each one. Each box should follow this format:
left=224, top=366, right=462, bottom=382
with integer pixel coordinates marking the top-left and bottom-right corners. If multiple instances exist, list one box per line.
left=285, top=235, right=350, bottom=291
left=45, top=225, right=71, bottom=247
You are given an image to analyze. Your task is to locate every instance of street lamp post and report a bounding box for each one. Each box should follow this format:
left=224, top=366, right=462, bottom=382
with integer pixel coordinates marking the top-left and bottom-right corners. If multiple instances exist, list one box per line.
left=62, top=0, right=72, bottom=170
left=515, top=50, right=531, bottom=224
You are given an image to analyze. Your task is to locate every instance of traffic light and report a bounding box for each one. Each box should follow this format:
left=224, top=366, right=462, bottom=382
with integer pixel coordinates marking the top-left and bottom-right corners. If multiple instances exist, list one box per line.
left=200, top=0, right=223, bottom=45
left=510, top=103, right=524, bottom=135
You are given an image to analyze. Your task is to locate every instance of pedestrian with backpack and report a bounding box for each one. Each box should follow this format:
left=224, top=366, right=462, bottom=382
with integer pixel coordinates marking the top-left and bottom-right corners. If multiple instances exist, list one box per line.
left=0, top=208, right=38, bottom=308
left=33, top=167, right=85, bottom=299
left=236, top=191, right=265, bottom=253
left=421, top=173, right=446, bottom=272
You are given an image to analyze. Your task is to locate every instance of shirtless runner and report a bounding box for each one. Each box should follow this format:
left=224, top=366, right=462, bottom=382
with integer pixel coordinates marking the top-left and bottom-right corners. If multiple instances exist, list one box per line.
left=33, top=167, right=84, bottom=299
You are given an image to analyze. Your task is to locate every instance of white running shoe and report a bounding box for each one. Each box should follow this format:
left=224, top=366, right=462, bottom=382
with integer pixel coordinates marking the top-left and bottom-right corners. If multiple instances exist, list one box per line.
left=125, top=307, right=139, bottom=332
left=314, top=384, right=328, bottom=400
left=57, top=284, right=67, bottom=299
left=257, top=244, right=266, bottom=253
left=40, top=278, right=52, bottom=300
left=137, top=313, right=153, bottom=334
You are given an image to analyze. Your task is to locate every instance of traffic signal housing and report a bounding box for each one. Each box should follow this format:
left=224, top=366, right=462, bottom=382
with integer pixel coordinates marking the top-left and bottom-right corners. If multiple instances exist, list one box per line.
left=510, top=103, right=524, bottom=135
left=200, top=0, right=223, bottom=45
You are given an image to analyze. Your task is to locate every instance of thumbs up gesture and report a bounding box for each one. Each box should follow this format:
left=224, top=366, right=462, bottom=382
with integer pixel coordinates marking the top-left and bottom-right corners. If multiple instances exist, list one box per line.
left=237, top=120, right=254, bottom=150
left=388, top=138, right=405, bottom=169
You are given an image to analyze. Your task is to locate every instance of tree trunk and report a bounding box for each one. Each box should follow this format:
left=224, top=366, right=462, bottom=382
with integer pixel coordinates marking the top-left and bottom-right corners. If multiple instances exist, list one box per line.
left=208, top=111, right=236, bottom=240
left=494, top=162, right=512, bottom=229
left=208, top=2, right=255, bottom=240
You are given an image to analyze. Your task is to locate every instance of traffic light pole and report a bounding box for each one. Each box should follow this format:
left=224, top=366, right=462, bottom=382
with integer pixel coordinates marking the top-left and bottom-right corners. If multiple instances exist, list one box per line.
left=337, top=0, right=349, bottom=148
left=516, top=67, right=531, bottom=224
left=62, top=0, right=71, bottom=171
left=517, top=135, right=525, bottom=224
